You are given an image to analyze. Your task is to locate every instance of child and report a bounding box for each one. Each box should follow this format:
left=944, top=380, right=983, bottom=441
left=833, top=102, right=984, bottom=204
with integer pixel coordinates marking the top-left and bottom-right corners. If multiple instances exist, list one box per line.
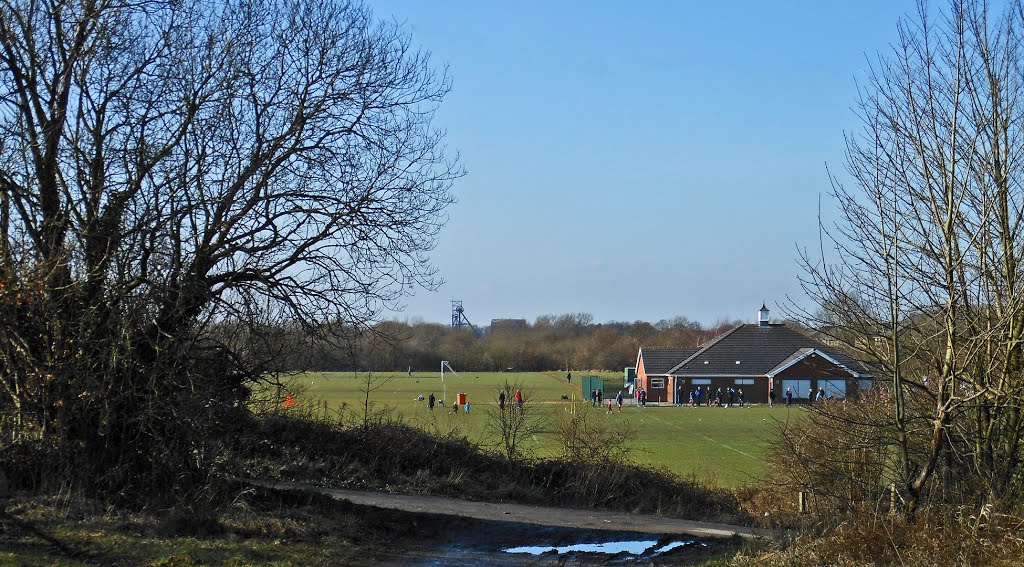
left=607, top=400, right=613, bottom=414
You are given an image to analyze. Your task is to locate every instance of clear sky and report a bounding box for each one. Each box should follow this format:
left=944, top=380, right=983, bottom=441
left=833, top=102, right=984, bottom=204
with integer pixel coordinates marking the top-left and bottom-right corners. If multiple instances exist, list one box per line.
left=371, top=0, right=916, bottom=327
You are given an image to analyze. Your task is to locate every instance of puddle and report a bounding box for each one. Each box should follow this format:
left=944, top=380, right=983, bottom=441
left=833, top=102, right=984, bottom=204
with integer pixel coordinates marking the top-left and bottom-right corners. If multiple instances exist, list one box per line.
left=504, top=539, right=694, bottom=556
left=650, top=540, right=697, bottom=554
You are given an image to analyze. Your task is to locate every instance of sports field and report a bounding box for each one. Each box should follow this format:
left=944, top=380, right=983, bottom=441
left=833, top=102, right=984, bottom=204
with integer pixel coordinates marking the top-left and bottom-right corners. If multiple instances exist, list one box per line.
left=282, top=370, right=804, bottom=488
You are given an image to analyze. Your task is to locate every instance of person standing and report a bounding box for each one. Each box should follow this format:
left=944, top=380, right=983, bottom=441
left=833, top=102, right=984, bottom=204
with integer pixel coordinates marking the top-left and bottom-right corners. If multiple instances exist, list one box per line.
left=465, top=400, right=471, bottom=414
left=591, top=389, right=597, bottom=407
left=769, top=388, right=776, bottom=408
left=567, top=371, right=572, bottom=384
left=738, top=388, right=745, bottom=407
left=786, top=387, right=793, bottom=407
left=515, top=389, right=524, bottom=412
left=597, top=389, right=602, bottom=406
left=498, top=390, right=506, bottom=410
left=616, top=390, right=623, bottom=413
left=428, top=393, right=435, bottom=411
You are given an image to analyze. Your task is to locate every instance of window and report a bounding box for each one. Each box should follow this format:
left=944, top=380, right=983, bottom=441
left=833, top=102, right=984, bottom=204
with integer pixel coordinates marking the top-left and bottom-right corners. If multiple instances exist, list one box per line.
left=781, top=379, right=812, bottom=398
left=858, top=379, right=875, bottom=392
left=691, top=378, right=711, bottom=385
left=734, top=378, right=755, bottom=385
left=650, top=377, right=665, bottom=389
left=819, top=379, right=847, bottom=399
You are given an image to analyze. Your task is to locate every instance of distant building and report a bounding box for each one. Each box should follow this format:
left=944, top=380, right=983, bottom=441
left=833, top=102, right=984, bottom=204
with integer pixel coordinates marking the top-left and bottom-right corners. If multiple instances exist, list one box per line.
left=635, top=305, right=874, bottom=404
left=489, top=318, right=528, bottom=332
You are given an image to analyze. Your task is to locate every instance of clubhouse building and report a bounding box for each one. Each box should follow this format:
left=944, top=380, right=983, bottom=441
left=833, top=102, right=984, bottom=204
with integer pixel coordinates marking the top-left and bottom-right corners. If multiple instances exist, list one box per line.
left=634, top=305, right=874, bottom=405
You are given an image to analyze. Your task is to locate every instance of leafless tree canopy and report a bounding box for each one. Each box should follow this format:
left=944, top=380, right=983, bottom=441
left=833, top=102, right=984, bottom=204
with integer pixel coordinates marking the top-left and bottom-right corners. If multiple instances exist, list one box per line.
left=797, top=0, right=1024, bottom=518
left=0, top=0, right=457, bottom=499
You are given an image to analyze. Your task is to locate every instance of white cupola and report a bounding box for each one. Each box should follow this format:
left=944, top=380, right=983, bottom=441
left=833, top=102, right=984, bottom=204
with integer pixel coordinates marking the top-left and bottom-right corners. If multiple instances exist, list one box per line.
left=758, top=304, right=770, bottom=326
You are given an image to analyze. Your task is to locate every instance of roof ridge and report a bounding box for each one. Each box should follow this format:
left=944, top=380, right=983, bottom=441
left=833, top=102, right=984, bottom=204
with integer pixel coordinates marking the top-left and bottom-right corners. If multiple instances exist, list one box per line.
left=665, top=324, right=745, bottom=374
left=766, top=346, right=860, bottom=378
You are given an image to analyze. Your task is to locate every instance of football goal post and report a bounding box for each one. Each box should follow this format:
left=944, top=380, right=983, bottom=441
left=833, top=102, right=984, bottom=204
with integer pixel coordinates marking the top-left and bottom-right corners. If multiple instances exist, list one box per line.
left=440, top=360, right=458, bottom=402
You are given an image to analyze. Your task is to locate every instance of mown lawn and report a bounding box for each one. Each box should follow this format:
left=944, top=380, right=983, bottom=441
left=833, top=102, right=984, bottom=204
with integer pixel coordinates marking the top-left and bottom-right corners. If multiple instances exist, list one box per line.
left=277, top=371, right=805, bottom=488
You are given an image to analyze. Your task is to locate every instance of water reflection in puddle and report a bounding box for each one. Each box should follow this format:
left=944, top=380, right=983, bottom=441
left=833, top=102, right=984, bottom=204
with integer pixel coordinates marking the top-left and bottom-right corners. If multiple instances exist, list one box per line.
left=650, top=540, right=694, bottom=554
left=504, top=539, right=694, bottom=556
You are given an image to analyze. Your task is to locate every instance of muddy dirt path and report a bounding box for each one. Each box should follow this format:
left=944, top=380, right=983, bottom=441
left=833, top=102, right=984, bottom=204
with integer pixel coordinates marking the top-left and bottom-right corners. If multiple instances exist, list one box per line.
left=244, top=478, right=775, bottom=540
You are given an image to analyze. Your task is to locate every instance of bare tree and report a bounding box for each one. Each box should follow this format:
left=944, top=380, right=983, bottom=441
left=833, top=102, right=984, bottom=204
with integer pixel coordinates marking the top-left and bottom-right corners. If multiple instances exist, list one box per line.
left=798, top=0, right=1024, bottom=518
left=554, top=398, right=635, bottom=465
left=485, top=380, right=544, bottom=461
left=0, top=0, right=458, bottom=499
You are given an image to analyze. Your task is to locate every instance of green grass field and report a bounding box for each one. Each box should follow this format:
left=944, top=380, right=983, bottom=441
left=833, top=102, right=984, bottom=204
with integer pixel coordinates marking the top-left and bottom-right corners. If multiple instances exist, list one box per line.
left=281, top=370, right=804, bottom=488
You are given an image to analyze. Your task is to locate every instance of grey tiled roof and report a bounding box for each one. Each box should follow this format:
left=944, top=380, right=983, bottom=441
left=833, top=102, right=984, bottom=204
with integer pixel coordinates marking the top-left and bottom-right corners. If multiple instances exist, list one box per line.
left=665, top=324, right=870, bottom=377
left=640, top=347, right=699, bottom=375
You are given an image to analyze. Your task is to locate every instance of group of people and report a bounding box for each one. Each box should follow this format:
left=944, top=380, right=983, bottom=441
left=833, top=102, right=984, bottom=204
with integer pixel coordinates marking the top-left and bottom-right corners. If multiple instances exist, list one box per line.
left=589, top=388, right=630, bottom=413
left=594, top=387, right=645, bottom=409
left=606, top=390, right=624, bottom=413
left=635, top=387, right=647, bottom=407
left=778, top=386, right=827, bottom=407
left=594, top=388, right=640, bottom=407
left=423, top=393, right=473, bottom=414
left=423, top=382, right=830, bottom=416
left=683, top=386, right=745, bottom=408
left=497, top=388, right=524, bottom=412
left=426, top=392, right=469, bottom=414
left=424, top=388, right=527, bottom=414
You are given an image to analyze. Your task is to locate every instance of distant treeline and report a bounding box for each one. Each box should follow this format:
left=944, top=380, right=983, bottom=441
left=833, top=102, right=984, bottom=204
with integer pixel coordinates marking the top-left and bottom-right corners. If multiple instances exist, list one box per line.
left=286, top=313, right=747, bottom=372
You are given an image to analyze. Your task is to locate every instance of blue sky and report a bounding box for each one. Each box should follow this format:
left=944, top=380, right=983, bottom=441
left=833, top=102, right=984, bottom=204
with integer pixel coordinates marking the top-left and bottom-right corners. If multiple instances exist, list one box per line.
left=372, top=0, right=916, bottom=326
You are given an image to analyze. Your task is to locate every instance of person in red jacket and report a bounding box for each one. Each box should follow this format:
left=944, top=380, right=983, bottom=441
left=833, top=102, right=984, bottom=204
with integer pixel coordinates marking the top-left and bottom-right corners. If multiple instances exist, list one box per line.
left=515, top=389, right=523, bottom=412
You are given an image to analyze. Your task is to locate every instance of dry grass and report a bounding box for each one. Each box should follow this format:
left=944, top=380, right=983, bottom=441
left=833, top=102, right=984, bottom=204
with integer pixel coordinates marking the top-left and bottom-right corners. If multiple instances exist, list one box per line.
left=0, top=485, right=491, bottom=566
left=0, top=489, right=361, bottom=565
left=8, top=409, right=1020, bottom=565
left=730, top=506, right=1024, bottom=566
left=226, top=413, right=747, bottom=525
